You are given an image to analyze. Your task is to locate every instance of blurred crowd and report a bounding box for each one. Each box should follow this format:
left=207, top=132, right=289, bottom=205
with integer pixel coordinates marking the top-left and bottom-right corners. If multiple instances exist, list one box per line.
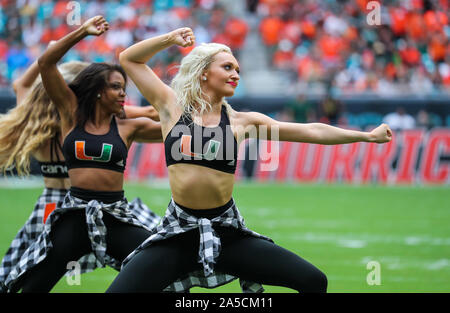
left=254, top=0, right=450, bottom=95
left=0, top=0, right=449, bottom=98
left=279, top=93, right=448, bottom=130
left=0, top=0, right=249, bottom=86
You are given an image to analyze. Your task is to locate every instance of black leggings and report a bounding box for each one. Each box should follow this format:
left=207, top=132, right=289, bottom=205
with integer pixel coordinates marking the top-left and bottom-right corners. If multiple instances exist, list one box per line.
left=12, top=210, right=151, bottom=293
left=106, top=226, right=327, bottom=293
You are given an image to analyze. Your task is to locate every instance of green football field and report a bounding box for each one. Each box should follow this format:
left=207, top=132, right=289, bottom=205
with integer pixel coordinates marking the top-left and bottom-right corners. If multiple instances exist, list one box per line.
left=0, top=182, right=448, bottom=293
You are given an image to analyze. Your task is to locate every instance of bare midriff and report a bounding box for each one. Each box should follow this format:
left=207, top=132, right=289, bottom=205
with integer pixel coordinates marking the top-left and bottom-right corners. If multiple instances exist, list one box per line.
left=168, top=163, right=234, bottom=210
left=43, top=177, right=71, bottom=190
left=68, top=168, right=124, bottom=191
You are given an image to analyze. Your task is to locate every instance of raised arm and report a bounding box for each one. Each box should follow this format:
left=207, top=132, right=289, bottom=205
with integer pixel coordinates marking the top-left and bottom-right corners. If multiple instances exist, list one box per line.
left=118, top=28, right=195, bottom=118
left=12, top=60, right=40, bottom=105
left=38, top=16, right=109, bottom=133
left=238, top=111, right=392, bottom=144
left=12, top=41, right=60, bottom=105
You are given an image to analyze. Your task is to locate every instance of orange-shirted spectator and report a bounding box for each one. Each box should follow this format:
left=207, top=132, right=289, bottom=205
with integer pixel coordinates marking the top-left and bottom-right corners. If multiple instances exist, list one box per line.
left=428, top=34, right=447, bottom=62
left=400, top=44, right=421, bottom=66
left=424, top=10, right=448, bottom=33
left=301, top=20, right=316, bottom=39
left=318, top=35, right=344, bottom=62
left=224, top=18, right=249, bottom=50
left=390, top=7, right=408, bottom=36
left=259, top=15, right=285, bottom=46
left=406, top=12, right=425, bottom=40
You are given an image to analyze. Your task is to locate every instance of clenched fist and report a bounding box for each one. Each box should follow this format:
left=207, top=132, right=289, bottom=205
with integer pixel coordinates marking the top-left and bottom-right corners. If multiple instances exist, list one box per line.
left=169, top=27, right=196, bottom=48
left=369, top=123, right=393, bottom=143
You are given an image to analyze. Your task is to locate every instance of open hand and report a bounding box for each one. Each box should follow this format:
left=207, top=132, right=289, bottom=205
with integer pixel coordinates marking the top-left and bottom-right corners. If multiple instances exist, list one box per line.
left=82, top=16, right=109, bottom=36
left=169, top=27, right=195, bottom=48
left=370, top=123, right=393, bottom=143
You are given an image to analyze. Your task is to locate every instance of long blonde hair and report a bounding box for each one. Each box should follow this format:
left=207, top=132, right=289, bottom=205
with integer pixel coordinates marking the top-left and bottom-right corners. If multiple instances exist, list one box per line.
left=170, top=43, right=234, bottom=117
left=0, top=61, right=89, bottom=176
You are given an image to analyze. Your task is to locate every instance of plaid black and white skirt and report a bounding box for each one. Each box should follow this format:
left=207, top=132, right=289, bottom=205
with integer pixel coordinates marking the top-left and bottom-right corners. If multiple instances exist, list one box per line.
left=0, top=188, right=161, bottom=292
left=122, top=198, right=274, bottom=293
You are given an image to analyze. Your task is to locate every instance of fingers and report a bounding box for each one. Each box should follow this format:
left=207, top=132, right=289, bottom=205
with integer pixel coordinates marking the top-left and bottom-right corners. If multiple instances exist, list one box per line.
left=383, top=126, right=392, bottom=142
left=180, top=27, right=195, bottom=47
left=99, top=22, right=109, bottom=34
left=94, top=16, right=109, bottom=34
left=386, top=127, right=393, bottom=139
left=84, top=15, right=109, bottom=36
left=383, top=123, right=393, bottom=141
left=373, top=123, right=392, bottom=143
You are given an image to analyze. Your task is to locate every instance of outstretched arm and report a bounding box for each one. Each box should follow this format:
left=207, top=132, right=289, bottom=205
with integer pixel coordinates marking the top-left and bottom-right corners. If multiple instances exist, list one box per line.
left=38, top=16, right=109, bottom=132
left=119, top=28, right=195, bottom=118
left=239, top=111, right=392, bottom=144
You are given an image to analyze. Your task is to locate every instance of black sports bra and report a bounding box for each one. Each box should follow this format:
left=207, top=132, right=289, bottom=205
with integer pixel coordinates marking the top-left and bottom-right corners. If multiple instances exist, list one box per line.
left=62, top=117, right=128, bottom=173
left=38, top=135, right=69, bottom=178
left=164, top=105, right=238, bottom=174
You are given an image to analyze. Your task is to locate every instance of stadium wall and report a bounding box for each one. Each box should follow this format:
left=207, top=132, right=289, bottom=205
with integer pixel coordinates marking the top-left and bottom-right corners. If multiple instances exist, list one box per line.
left=124, top=128, right=450, bottom=185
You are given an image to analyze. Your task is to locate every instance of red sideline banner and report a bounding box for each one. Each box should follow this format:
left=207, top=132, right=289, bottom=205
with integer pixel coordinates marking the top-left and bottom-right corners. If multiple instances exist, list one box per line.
left=124, top=129, right=450, bottom=185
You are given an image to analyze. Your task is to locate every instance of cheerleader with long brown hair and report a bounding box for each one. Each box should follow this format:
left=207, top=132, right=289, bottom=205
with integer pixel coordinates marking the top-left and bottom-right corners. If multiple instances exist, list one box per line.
left=0, top=48, right=161, bottom=293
